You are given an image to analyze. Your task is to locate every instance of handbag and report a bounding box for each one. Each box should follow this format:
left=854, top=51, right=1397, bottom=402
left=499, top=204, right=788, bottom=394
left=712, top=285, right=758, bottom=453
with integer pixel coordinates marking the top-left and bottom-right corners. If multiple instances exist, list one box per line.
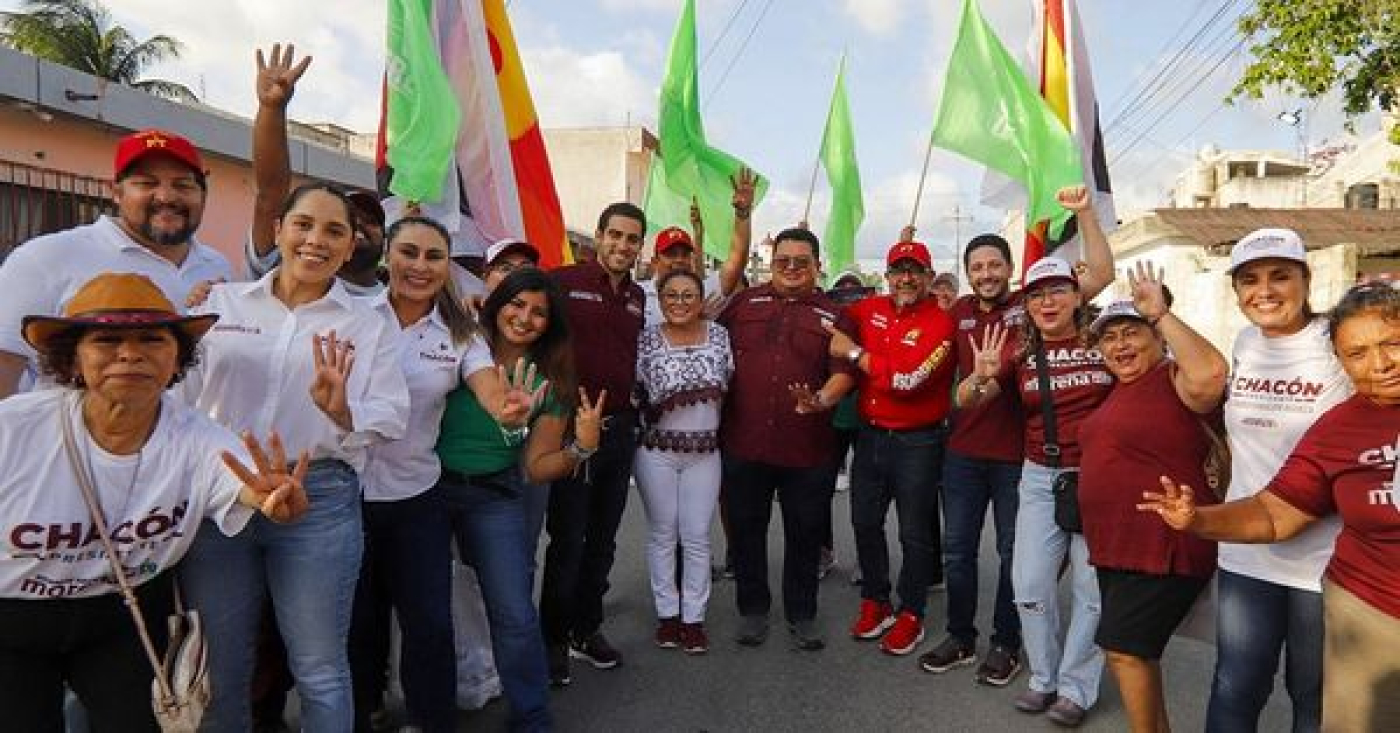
left=1034, top=339, right=1082, bottom=533
left=60, top=396, right=209, bottom=732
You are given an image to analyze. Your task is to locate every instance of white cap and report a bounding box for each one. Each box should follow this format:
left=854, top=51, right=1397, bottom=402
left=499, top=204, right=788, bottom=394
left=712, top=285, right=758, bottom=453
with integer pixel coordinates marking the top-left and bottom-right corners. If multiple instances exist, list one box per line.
left=1023, top=257, right=1078, bottom=291
left=1229, top=228, right=1306, bottom=274
left=485, top=238, right=540, bottom=266
left=1090, top=299, right=1148, bottom=334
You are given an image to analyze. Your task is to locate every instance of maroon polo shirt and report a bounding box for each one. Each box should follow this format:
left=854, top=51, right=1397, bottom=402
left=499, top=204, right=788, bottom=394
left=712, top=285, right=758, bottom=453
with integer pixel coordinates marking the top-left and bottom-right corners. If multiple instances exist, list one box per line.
left=718, top=284, right=856, bottom=469
left=947, top=292, right=1027, bottom=462
left=552, top=261, right=645, bottom=414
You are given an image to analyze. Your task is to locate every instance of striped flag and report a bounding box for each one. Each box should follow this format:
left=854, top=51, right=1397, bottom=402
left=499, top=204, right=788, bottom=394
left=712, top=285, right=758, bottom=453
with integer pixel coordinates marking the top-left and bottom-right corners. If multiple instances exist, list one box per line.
left=376, top=0, right=570, bottom=267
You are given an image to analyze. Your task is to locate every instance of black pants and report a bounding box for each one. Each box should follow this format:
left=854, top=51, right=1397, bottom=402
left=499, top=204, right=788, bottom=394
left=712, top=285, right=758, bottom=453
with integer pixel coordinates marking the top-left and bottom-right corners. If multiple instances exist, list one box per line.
left=850, top=425, right=944, bottom=617
left=723, top=456, right=833, bottom=623
left=0, top=572, right=174, bottom=732
left=540, top=411, right=638, bottom=645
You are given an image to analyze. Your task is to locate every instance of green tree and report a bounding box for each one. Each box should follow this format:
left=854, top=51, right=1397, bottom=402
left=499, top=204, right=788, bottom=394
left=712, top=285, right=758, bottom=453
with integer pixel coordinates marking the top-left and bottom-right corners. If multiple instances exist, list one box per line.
left=1, top=0, right=197, bottom=102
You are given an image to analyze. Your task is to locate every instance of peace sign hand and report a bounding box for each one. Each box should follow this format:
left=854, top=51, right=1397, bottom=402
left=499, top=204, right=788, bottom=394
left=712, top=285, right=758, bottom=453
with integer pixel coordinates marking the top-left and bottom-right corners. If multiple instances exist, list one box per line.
left=1137, top=475, right=1199, bottom=532
left=255, top=43, right=312, bottom=109
left=497, top=357, right=548, bottom=430
left=969, top=322, right=1008, bottom=381
left=224, top=431, right=310, bottom=523
left=1127, top=260, right=1169, bottom=323
left=310, top=330, right=355, bottom=430
left=574, top=388, right=606, bottom=452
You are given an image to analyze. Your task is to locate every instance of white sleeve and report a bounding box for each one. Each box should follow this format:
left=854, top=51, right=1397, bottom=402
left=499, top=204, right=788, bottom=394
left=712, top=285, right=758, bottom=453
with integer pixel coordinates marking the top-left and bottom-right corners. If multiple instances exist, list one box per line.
left=191, top=415, right=256, bottom=536
left=243, top=229, right=281, bottom=280
left=459, top=334, right=495, bottom=380
left=341, top=320, right=411, bottom=449
left=0, top=240, right=55, bottom=359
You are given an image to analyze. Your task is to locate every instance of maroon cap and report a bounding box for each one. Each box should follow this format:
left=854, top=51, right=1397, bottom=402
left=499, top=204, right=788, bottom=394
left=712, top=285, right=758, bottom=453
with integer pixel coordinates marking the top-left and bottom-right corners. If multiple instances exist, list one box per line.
left=114, top=129, right=204, bottom=179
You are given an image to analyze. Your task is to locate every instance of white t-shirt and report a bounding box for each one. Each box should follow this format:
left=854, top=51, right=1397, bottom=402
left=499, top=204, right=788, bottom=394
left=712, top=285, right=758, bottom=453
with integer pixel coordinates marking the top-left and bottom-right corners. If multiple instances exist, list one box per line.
left=1220, top=319, right=1353, bottom=591
left=183, top=273, right=410, bottom=473
left=0, top=216, right=233, bottom=365
left=641, top=271, right=727, bottom=326
left=360, top=295, right=494, bottom=502
left=0, top=390, right=253, bottom=599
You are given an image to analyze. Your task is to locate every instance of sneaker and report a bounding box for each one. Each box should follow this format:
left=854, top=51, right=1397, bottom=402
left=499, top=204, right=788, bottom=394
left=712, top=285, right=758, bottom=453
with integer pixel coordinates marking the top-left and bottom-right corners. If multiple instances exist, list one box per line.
left=849, top=599, right=895, bottom=640
left=975, top=644, right=1022, bottom=686
left=1046, top=696, right=1087, bottom=727
left=736, top=615, right=769, bottom=647
left=655, top=617, right=682, bottom=649
left=1013, top=689, right=1057, bottom=713
left=879, top=611, right=925, bottom=655
left=680, top=622, right=709, bottom=654
left=788, top=619, right=826, bottom=651
left=547, top=643, right=572, bottom=687
left=817, top=547, right=837, bottom=580
left=570, top=631, right=623, bottom=669
left=918, top=635, right=976, bottom=673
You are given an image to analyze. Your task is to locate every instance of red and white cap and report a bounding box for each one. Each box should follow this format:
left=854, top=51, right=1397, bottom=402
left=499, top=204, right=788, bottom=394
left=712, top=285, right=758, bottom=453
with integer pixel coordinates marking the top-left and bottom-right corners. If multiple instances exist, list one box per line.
left=486, top=238, right=540, bottom=267
left=886, top=241, right=932, bottom=269
left=1023, top=257, right=1078, bottom=291
left=113, top=129, right=204, bottom=179
left=654, top=226, right=694, bottom=255
left=1229, top=228, right=1307, bottom=274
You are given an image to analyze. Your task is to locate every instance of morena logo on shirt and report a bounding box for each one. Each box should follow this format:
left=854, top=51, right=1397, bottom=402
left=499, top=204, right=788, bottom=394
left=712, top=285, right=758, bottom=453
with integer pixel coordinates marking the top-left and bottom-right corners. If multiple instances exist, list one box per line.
left=212, top=324, right=261, bottom=335
left=1356, top=441, right=1399, bottom=467
left=1026, top=347, right=1102, bottom=369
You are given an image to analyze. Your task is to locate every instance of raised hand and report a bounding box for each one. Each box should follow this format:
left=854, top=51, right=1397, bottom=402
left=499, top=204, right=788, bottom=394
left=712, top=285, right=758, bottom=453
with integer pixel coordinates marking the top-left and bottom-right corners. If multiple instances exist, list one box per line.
left=899, top=225, right=917, bottom=243
left=968, top=322, right=1008, bottom=381
left=1055, top=184, right=1092, bottom=212
left=1137, top=475, right=1199, bottom=531
left=574, top=387, right=606, bottom=453
left=224, top=431, right=310, bottom=523
left=1127, top=260, right=1169, bottom=323
left=309, top=330, right=355, bottom=430
left=497, top=357, right=548, bottom=429
left=184, top=277, right=224, bottom=308
left=255, top=43, right=312, bottom=109
left=790, top=382, right=831, bottom=414
left=824, top=323, right=858, bottom=360
left=731, top=167, right=756, bottom=213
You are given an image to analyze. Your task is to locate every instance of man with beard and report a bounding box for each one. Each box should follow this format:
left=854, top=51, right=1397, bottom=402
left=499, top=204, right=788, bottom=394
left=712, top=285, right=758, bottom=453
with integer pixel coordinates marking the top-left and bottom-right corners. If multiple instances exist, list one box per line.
left=0, top=128, right=232, bottom=398
left=825, top=240, right=957, bottom=657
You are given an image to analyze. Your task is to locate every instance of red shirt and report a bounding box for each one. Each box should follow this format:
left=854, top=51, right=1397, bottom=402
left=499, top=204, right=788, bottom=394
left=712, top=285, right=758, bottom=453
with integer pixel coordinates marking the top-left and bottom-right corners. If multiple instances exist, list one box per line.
left=552, top=261, right=645, bottom=414
left=1268, top=395, right=1400, bottom=619
left=1079, top=362, right=1218, bottom=577
left=1010, top=335, right=1112, bottom=468
left=718, top=284, right=856, bottom=468
left=947, top=293, right=1026, bottom=462
left=847, top=296, right=956, bottom=429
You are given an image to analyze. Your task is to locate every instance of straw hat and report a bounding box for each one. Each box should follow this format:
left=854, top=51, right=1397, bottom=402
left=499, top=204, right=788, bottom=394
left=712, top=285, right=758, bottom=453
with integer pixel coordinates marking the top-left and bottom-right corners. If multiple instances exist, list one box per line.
left=23, top=272, right=218, bottom=351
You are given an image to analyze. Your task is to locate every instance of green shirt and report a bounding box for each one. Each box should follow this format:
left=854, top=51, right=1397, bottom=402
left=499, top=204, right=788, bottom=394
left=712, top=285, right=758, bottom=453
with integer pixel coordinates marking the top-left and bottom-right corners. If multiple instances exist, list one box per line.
left=436, top=370, right=560, bottom=476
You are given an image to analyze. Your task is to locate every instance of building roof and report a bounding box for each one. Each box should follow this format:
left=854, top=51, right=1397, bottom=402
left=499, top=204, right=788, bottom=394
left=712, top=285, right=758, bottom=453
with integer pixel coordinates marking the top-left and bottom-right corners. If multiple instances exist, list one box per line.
left=1151, top=208, right=1400, bottom=256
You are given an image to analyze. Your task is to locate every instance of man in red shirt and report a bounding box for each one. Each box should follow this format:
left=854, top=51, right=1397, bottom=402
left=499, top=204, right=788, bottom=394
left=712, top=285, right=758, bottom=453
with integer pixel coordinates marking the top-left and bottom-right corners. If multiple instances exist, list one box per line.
left=826, top=240, right=957, bottom=656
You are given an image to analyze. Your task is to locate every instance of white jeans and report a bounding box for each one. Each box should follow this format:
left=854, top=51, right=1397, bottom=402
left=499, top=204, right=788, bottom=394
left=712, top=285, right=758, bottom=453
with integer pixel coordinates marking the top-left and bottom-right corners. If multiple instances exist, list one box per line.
left=633, top=447, right=722, bottom=623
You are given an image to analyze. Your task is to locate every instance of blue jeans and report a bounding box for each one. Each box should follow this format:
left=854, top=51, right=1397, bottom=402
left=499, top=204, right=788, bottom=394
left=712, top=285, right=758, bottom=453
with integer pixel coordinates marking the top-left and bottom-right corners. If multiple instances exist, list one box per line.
left=1011, top=461, right=1102, bottom=709
left=182, top=460, right=363, bottom=733
left=849, top=425, right=943, bottom=618
left=1206, top=569, right=1323, bottom=733
left=940, top=450, right=1022, bottom=649
left=441, top=468, right=551, bottom=732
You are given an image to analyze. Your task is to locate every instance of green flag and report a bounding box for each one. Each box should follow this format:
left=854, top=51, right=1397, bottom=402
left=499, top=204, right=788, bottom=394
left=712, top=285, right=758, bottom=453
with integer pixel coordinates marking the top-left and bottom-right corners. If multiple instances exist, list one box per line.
left=931, top=0, right=1081, bottom=237
left=819, top=55, right=865, bottom=280
left=385, top=0, right=460, bottom=203
left=647, top=0, right=768, bottom=260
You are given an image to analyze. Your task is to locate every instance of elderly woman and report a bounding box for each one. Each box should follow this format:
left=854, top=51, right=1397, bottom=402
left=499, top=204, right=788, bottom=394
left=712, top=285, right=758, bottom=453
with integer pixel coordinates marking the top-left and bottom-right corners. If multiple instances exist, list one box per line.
left=1142, top=281, right=1400, bottom=731
left=0, top=273, right=306, bottom=730
left=1077, top=263, right=1228, bottom=733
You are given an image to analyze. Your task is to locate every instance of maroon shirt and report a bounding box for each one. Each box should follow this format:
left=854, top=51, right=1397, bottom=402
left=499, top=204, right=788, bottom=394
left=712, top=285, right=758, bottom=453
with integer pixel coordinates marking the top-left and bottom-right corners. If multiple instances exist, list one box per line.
left=1010, top=335, right=1112, bottom=468
left=552, top=261, right=645, bottom=414
left=719, top=284, right=856, bottom=468
left=948, top=293, right=1026, bottom=462
left=1269, top=395, right=1400, bottom=619
left=1079, top=362, right=1218, bottom=577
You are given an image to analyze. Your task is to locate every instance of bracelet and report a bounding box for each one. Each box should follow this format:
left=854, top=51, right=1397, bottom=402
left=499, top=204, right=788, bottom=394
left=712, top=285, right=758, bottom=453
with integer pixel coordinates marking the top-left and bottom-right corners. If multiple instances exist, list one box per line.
left=564, top=439, right=597, bottom=462
left=733, top=204, right=752, bottom=220
left=499, top=424, right=530, bottom=446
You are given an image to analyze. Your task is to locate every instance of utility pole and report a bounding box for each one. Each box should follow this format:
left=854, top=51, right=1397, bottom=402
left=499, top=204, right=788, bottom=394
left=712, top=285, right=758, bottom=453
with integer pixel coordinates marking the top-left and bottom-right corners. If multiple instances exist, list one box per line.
left=944, top=203, right=975, bottom=248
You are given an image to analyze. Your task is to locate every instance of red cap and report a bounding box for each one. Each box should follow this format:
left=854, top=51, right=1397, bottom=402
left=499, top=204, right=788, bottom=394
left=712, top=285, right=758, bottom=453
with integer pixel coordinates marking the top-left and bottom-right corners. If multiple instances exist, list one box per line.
left=113, top=129, right=205, bottom=180
left=886, top=241, right=932, bottom=269
left=654, top=226, right=694, bottom=255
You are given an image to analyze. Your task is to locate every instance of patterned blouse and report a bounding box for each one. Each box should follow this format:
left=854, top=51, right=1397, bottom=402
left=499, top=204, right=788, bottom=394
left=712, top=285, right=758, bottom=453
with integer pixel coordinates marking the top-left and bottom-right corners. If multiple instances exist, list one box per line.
left=634, top=321, right=734, bottom=451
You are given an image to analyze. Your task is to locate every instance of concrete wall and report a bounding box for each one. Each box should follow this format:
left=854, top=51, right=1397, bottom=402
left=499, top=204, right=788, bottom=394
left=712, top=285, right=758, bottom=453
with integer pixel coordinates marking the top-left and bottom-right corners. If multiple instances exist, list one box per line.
left=542, top=126, right=653, bottom=237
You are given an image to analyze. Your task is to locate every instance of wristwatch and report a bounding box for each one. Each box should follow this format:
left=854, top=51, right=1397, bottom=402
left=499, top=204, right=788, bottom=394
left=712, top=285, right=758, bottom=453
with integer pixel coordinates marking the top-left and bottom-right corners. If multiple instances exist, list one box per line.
left=846, top=346, right=865, bottom=363
left=971, top=377, right=990, bottom=398
left=565, top=439, right=597, bottom=462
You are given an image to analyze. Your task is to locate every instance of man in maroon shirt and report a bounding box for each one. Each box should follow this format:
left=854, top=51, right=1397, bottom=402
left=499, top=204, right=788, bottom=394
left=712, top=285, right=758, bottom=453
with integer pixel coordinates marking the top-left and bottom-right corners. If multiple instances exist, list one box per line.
left=826, top=240, right=957, bottom=657
left=542, top=202, right=647, bottom=686
left=718, top=227, right=857, bottom=650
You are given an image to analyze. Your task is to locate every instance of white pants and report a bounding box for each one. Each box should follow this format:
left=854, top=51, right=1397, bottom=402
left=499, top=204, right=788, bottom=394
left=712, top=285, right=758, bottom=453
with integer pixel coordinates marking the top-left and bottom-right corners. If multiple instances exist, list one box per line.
left=633, top=447, right=722, bottom=623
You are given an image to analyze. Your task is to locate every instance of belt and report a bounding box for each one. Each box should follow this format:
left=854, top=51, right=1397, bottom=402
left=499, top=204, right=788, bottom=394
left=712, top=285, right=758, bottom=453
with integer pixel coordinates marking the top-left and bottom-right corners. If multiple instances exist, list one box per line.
left=642, top=429, right=719, bottom=453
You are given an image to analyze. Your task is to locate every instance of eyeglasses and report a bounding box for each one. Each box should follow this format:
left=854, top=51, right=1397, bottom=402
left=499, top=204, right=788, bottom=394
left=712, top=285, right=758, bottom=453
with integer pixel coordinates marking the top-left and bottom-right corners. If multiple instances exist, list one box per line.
left=661, top=291, right=700, bottom=304
left=886, top=264, right=928, bottom=277
left=1026, top=283, right=1075, bottom=303
left=772, top=255, right=814, bottom=271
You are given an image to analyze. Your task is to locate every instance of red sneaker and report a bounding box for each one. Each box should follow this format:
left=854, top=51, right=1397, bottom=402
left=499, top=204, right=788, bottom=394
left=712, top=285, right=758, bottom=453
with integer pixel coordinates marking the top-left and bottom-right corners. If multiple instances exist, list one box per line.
left=879, top=610, right=925, bottom=655
left=680, top=622, right=709, bottom=655
left=850, top=599, right=895, bottom=640
left=655, top=617, right=682, bottom=649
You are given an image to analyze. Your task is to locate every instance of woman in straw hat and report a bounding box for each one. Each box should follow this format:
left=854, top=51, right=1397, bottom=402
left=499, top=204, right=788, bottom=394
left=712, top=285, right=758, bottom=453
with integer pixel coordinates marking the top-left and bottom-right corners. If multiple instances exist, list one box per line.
left=0, top=272, right=307, bottom=729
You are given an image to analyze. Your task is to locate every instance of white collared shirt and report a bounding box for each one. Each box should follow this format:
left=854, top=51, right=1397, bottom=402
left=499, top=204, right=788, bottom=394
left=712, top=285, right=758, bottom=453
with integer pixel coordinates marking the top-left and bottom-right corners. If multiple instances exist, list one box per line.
left=360, top=294, right=493, bottom=501
left=182, top=272, right=409, bottom=472
left=0, top=216, right=233, bottom=363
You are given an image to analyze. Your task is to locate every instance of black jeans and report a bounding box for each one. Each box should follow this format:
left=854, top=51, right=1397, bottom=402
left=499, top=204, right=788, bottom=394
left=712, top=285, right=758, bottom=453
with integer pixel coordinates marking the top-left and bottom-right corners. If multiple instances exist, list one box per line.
left=850, top=425, right=944, bottom=618
left=0, top=572, right=174, bottom=732
left=723, top=456, right=833, bottom=623
left=540, top=411, right=638, bottom=645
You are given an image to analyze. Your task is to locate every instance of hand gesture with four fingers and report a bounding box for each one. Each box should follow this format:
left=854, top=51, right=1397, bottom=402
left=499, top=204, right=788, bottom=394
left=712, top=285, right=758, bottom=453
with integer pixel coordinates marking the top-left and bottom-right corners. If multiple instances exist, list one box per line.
left=969, top=322, right=1008, bottom=381
left=1137, top=475, right=1199, bottom=531
left=731, top=167, right=757, bottom=211
left=497, top=357, right=548, bottom=430
left=1128, top=260, right=1169, bottom=324
left=224, top=431, right=310, bottom=523
left=789, top=382, right=830, bottom=414
left=255, top=43, right=312, bottom=109
left=310, top=330, right=355, bottom=429
left=574, top=388, right=606, bottom=453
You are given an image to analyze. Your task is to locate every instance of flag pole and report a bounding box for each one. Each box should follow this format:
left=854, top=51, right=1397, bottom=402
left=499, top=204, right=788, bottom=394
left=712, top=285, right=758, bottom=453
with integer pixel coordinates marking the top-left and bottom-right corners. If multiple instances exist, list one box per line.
left=802, top=155, right=821, bottom=224
left=908, top=132, right=936, bottom=228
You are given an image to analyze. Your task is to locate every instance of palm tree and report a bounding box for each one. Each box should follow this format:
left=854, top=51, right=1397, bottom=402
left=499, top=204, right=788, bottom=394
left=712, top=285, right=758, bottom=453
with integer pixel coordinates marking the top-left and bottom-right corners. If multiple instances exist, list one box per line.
left=1, top=0, right=198, bottom=102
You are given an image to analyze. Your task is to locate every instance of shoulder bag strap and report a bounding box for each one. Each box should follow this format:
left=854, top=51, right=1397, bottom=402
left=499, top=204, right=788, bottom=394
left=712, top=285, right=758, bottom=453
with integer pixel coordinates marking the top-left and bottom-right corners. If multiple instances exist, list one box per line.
left=1032, top=337, right=1061, bottom=468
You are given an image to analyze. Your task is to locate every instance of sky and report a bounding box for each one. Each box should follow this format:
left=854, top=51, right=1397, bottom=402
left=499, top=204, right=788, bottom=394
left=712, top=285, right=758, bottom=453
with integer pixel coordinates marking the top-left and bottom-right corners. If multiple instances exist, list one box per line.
left=0, top=0, right=1372, bottom=270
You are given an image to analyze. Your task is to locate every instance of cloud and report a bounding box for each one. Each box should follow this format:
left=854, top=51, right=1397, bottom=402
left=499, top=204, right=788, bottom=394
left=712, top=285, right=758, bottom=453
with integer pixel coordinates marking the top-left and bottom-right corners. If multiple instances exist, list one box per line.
left=523, top=46, right=654, bottom=129
left=843, top=0, right=904, bottom=36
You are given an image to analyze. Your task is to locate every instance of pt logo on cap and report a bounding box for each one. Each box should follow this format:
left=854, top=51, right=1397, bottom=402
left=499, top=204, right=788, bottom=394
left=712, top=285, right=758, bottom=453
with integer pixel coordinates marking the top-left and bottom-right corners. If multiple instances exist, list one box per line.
left=140, top=132, right=169, bottom=149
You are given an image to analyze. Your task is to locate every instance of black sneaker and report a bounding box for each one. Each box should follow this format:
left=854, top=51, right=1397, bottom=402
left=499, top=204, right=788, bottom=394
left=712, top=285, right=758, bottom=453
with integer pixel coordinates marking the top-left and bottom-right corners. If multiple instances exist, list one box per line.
left=547, top=643, right=572, bottom=687
left=918, top=635, right=976, bottom=673
left=736, top=615, right=769, bottom=646
left=570, top=631, right=623, bottom=669
left=788, top=619, right=826, bottom=651
left=975, top=644, right=1023, bottom=687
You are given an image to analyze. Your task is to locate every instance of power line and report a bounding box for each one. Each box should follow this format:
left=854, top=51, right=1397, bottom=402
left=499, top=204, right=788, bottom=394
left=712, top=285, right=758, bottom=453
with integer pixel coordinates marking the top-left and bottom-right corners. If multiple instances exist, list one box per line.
left=700, top=0, right=752, bottom=71
left=704, top=0, right=777, bottom=110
